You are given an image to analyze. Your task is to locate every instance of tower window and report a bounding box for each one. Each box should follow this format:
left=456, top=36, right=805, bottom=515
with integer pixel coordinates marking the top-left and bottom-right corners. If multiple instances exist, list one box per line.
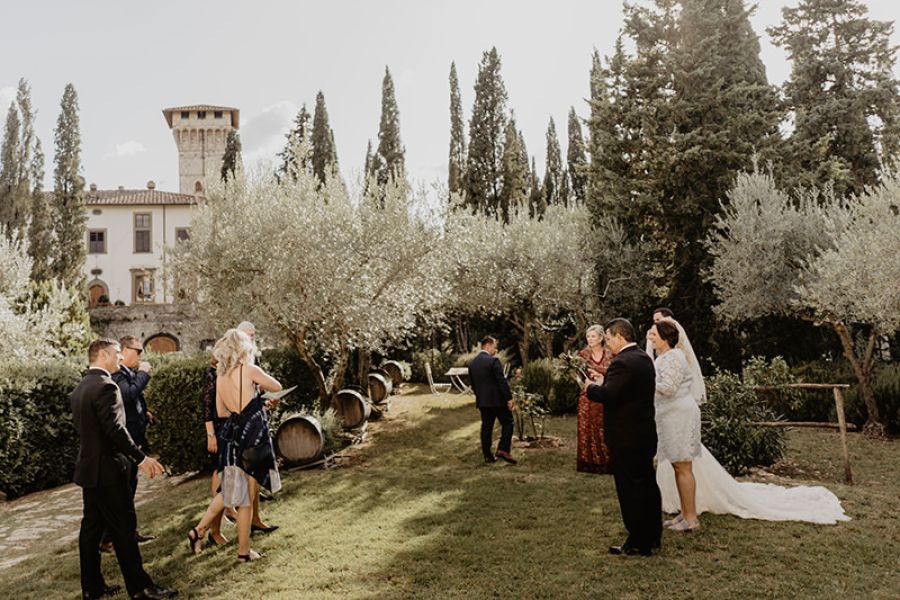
left=194, top=181, right=204, bottom=193
left=198, top=111, right=206, bottom=119
left=180, top=111, right=189, bottom=119
left=214, top=111, right=223, bottom=119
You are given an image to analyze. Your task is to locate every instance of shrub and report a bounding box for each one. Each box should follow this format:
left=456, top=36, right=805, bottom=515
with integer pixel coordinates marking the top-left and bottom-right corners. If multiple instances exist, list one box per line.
left=702, top=366, right=786, bottom=476
left=144, top=353, right=210, bottom=474
left=0, top=359, right=83, bottom=498
left=520, top=358, right=580, bottom=415
left=454, top=347, right=513, bottom=369
left=258, top=347, right=320, bottom=418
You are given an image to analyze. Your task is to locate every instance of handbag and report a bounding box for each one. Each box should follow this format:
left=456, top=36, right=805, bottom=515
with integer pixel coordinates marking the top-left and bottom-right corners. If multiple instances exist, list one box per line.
left=236, top=364, right=274, bottom=472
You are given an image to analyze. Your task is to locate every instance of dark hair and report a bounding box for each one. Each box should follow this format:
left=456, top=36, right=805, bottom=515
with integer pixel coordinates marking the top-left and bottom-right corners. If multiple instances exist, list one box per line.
left=88, top=338, right=119, bottom=363
left=119, top=335, right=141, bottom=349
left=480, top=335, right=498, bottom=347
left=655, top=320, right=680, bottom=349
left=653, top=307, right=674, bottom=319
left=605, top=318, right=635, bottom=343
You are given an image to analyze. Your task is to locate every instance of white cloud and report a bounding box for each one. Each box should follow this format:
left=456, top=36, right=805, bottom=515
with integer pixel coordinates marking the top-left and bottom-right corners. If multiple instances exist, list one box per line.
left=102, top=140, right=147, bottom=160
left=0, top=86, right=16, bottom=112
left=240, top=100, right=298, bottom=165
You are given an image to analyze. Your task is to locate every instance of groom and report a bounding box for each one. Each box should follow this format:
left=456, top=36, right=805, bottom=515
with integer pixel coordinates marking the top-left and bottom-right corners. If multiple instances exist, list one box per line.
left=585, top=318, right=662, bottom=556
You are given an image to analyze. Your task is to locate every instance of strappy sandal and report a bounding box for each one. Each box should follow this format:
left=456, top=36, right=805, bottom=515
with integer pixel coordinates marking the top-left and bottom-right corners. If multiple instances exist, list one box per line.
left=207, top=531, right=228, bottom=547
left=237, top=549, right=264, bottom=562
left=671, top=518, right=701, bottom=532
left=187, top=527, right=203, bottom=554
left=664, top=514, right=685, bottom=529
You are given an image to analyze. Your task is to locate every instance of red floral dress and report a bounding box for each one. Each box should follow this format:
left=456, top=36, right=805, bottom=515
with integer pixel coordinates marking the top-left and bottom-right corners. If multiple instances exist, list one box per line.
left=576, top=347, right=613, bottom=474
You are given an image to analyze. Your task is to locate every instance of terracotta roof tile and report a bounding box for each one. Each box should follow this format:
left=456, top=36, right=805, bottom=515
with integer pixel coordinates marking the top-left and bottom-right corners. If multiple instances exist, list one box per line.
left=45, top=189, right=197, bottom=206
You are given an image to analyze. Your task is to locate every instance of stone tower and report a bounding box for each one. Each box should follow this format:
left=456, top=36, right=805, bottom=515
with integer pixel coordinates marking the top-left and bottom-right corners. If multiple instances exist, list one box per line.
left=162, top=105, right=240, bottom=195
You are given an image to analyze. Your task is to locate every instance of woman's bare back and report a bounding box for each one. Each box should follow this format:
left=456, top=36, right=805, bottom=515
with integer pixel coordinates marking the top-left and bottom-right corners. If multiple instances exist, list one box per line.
left=216, top=363, right=282, bottom=419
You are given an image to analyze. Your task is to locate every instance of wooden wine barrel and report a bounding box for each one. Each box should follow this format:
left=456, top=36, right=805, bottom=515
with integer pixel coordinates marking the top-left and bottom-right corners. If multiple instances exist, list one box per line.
left=368, top=372, right=393, bottom=404
left=381, top=360, right=406, bottom=389
left=275, top=414, right=324, bottom=464
left=335, top=389, right=371, bottom=429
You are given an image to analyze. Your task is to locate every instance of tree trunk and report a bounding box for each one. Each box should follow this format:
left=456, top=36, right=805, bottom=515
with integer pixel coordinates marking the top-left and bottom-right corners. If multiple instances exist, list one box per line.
left=517, top=311, right=532, bottom=367
left=831, top=322, right=885, bottom=437
left=454, top=317, right=470, bottom=353
left=357, top=349, right=372, bottom=394
left=291, top=332, right=330, bottom=412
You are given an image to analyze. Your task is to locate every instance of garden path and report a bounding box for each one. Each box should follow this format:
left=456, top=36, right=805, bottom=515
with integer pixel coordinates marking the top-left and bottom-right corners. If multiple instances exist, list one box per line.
left=0, top=470, right=193, bottom=570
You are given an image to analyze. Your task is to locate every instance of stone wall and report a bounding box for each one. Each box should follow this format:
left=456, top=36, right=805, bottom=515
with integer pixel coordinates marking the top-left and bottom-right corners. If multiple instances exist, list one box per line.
left=89, top=304, right=216, bottom=353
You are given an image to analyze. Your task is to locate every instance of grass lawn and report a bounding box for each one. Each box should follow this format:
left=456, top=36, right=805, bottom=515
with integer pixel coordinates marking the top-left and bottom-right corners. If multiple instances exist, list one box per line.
left=2, top=387, right=898, bottom=599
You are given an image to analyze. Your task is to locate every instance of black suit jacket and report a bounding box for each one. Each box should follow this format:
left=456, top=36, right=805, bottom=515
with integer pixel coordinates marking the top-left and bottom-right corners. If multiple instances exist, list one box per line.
left=112, top=365, right=151, bottom=446
left=586, top=345, right=657, bottom=452
left=468, top=351, right=512, bottom=409
left=71, top=368, right=146, bottom=488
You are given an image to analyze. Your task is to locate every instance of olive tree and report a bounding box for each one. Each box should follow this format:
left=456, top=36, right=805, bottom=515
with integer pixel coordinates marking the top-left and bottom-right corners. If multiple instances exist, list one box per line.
left=708, top=170, right=900, bottom=434
left=172, top=168, right=450, bottom=410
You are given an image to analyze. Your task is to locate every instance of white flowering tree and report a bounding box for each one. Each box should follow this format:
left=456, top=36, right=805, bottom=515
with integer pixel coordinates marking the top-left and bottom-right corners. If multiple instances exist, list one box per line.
left=0, top=230, right=90, bottom=362
left=708, top=170, right=900, bottom=434
left=445, top=205, right=648, bottom=364
left=172, top=169, right=451, bottom=410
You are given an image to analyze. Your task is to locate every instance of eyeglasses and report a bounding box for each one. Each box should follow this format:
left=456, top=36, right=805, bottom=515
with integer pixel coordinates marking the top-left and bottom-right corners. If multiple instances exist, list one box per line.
left=126, top=347, right=143, bottom=355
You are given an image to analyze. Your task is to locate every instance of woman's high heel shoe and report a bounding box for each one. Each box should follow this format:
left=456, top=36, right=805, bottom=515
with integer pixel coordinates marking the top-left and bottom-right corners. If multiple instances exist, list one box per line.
left=237, top=549, right=264, bottom=562
left=208, top=531, right=228, bottom=547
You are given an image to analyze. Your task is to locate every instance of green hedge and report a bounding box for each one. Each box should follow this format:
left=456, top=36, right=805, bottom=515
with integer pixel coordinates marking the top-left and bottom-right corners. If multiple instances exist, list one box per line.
left=702, top=366, right=786, bottom=476
left=520, top=358, right=580, bottom=415
left=0, top=359, right=83, bottom=499
left=145, top=348, right=323, bottom=475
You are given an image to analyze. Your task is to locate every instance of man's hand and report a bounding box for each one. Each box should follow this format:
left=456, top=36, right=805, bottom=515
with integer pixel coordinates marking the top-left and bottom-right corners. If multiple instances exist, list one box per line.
left=507, top=400, right=514, bottom=411
left=138, top=361, right=152, bottom=373
left=207, top=436, right=217, bottom=453
left=138, top=456, right=165, bottom=479
left=146, top=410, right=156, bottom=426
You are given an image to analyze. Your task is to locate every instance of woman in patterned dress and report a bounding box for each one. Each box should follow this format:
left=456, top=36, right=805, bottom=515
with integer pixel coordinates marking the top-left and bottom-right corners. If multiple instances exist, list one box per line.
left=576, top=325, right=613, bottom=474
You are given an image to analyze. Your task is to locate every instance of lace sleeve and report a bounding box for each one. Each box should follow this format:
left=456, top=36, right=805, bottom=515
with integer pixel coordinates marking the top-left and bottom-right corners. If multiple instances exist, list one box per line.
left=655, top=352, right=685, bottom=398
left=200, top=367, right=217, bottom=423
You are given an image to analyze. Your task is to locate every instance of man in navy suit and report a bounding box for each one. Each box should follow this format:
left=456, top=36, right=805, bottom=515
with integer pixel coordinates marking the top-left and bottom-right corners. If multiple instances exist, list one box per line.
left=468, top=336, right=517, bottom=464
left=112, top=336, right=155, bottom=544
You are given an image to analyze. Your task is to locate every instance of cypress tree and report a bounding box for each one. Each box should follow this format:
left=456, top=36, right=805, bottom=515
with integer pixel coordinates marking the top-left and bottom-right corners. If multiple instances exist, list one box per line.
left=448, top=62, right=467, bottom=199
left=465, top=47, right=508, bottom=217
left=277, top=105, right=311, bottom=183
left=28, top=138, right=53, bottom=281
left=220, top=130, right=242, bottom=183
left=528, top=157, right=545, bottom=218
left=498, top=113, right=528, bottom=222
left=769, top=0, right=900, bottom=196
left=542, top=117, right=563, bottom=206
left=364, top=139, right=374, bottom=179
left=52, top=83, right=86, bottom=291
left=373, top=67, right=405, bottom=186
left=566, top=107, right=588, bottom=205
left=0, top=103, right=20, bottom=237
left=15, top=79, right=34, bottom=229
left=311, top=90, right=339, bottom=186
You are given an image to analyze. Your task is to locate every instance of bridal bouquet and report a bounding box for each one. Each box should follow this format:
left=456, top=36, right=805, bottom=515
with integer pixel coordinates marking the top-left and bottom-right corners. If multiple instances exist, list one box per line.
left=557, top=351, right=589, bottom=385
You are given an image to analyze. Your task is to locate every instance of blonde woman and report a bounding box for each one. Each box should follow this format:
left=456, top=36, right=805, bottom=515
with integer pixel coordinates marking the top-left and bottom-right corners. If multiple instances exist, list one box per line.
left=188, top=329, right=282, bottom=562
left=576, top=325, right=613, bottom=474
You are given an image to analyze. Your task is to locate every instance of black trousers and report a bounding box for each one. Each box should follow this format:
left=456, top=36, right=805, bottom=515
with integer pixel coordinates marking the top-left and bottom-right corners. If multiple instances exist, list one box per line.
left=80, top=483, right=153, bottom=597
left=101, top=448, right=140, bottom=544
left=610, top=446, right=663, bottom=551
left=479, top=406, right=513, bottom=457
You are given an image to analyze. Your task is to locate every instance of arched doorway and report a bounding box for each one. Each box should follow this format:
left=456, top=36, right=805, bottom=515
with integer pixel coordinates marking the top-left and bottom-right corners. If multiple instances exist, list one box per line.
left=87, top=279, right=109, bottom=308
left=144, top=333, right=179, bottom=354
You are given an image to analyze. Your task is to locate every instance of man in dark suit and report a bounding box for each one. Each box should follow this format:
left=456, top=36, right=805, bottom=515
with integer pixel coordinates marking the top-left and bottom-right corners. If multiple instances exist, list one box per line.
left=584, top=318, right=662, bottom=556
left=72, top=338, right=177, bottom=599
left=112, top=336, right=155, bottom=543
left=468, top=336, right=517, bottom=465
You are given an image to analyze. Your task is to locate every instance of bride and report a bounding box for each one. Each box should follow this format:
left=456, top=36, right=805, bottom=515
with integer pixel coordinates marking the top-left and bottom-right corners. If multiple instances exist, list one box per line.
left=648, top=318, right=850, bottom=528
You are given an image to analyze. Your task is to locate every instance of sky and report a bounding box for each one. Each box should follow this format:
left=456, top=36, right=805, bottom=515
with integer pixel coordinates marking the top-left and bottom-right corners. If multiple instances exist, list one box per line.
left=1, top=0, right=899, bottom=195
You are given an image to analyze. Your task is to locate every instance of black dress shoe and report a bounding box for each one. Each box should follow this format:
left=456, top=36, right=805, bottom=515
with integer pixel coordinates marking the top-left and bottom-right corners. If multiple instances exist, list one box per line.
left=130, top=584, right=178, bottom=599
left=251, top=524, right=279, bottom=534
left=84, top=584, right=121, bottom=599
left=484, top=455, right=497, bottom=463
left=608, top=544, right=652, bottom=557
left=496, top=451, right=518, bottom=465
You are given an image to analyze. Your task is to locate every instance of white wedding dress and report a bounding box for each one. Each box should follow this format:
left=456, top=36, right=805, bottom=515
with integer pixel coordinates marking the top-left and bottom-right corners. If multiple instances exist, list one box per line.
left=653, top=323, right=850, bottom=525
